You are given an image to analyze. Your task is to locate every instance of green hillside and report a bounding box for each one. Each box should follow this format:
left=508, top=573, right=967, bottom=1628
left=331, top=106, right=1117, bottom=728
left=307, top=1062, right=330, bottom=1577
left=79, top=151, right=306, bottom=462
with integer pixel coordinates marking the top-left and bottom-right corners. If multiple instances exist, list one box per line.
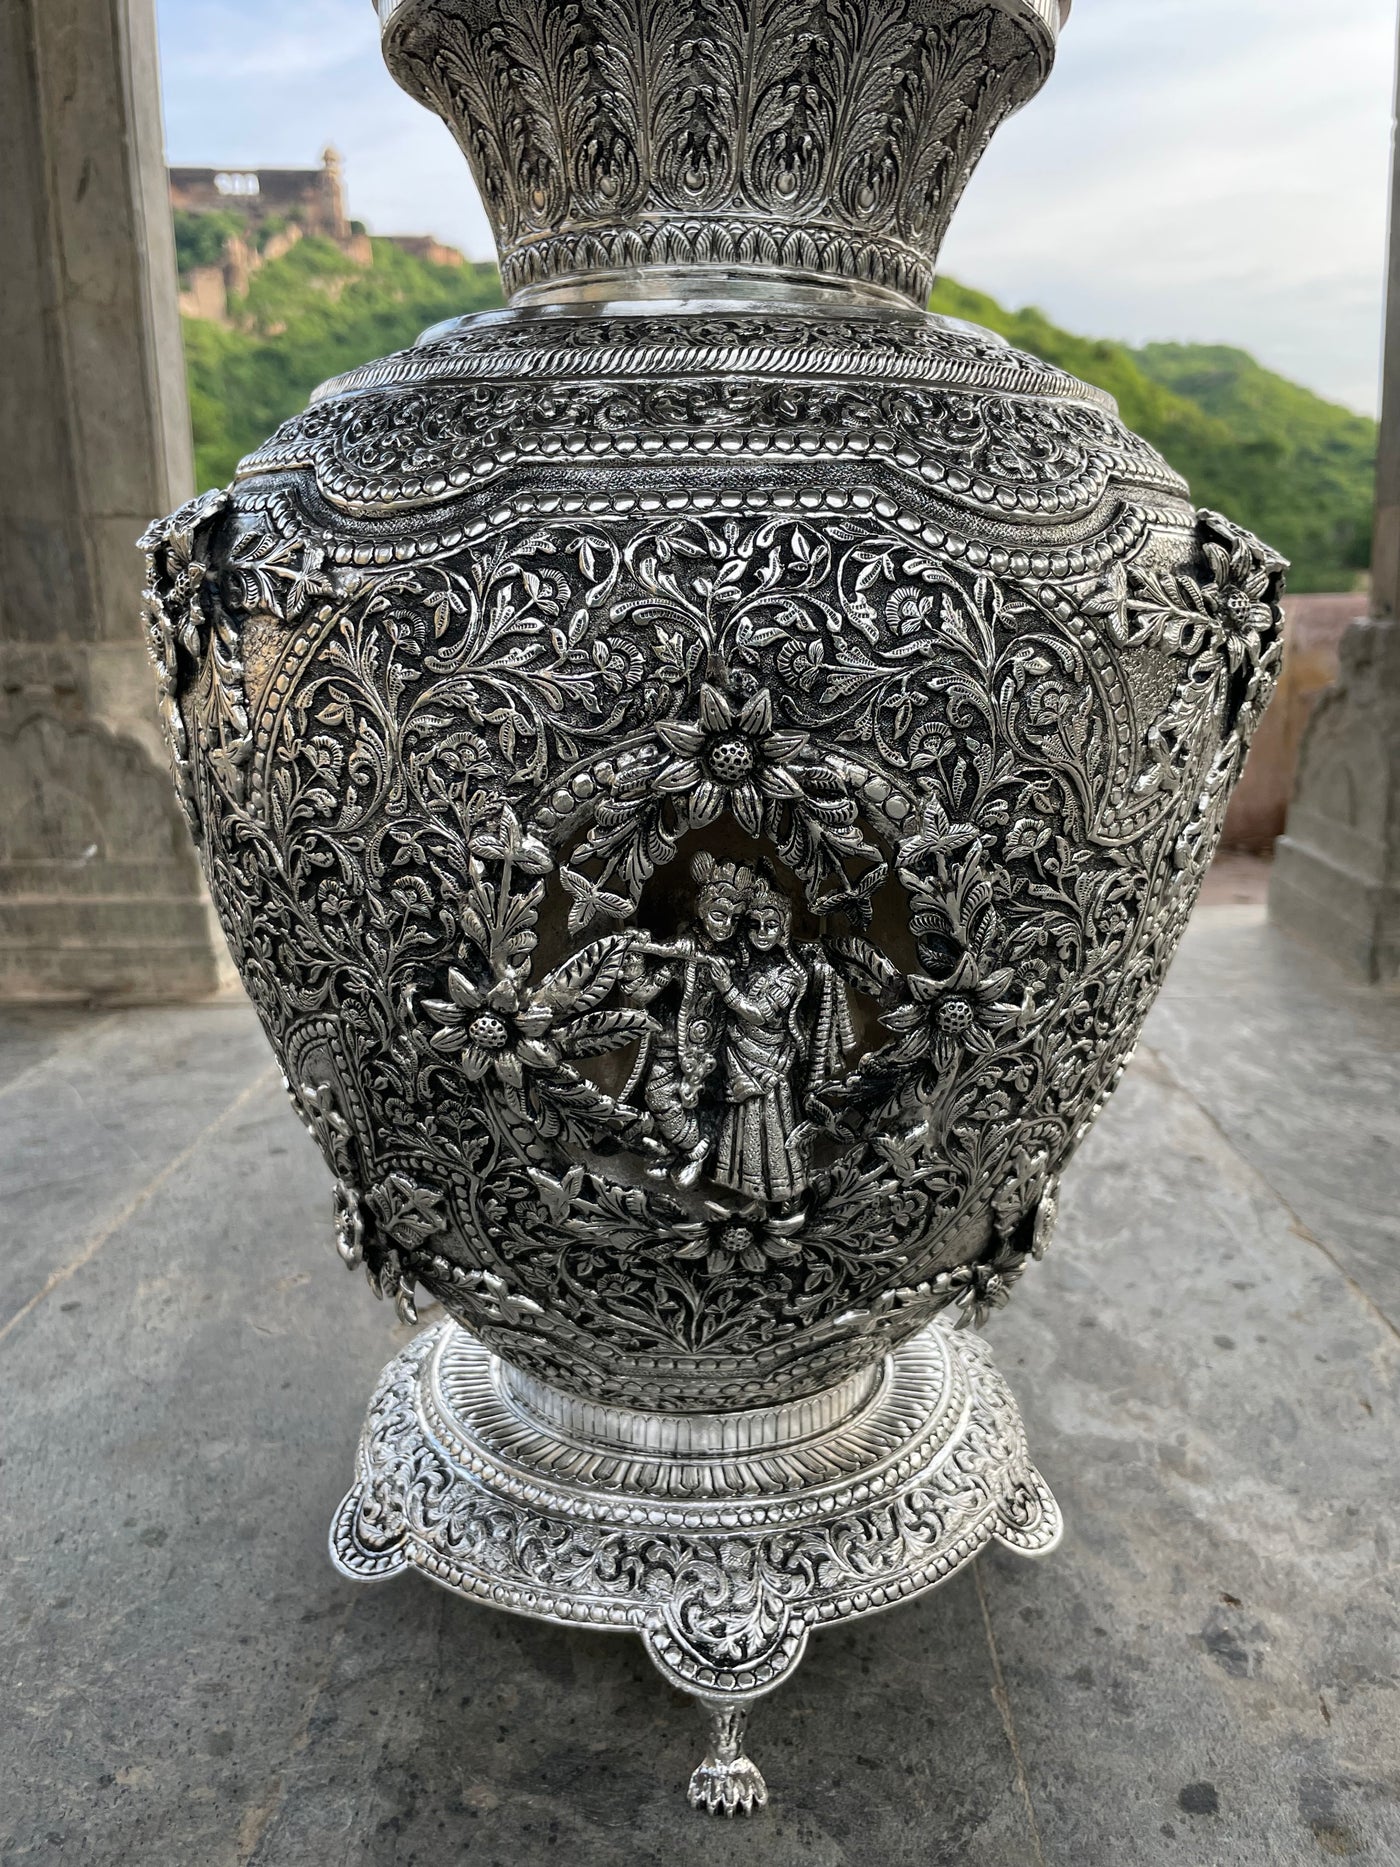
left=927, top=281, right=1375, bottom=592
left=181, top=244, right=1374, bottom=592
left=182, top=236, right=503, bottom=486
left=1135, top=341, right=1377, bottom=590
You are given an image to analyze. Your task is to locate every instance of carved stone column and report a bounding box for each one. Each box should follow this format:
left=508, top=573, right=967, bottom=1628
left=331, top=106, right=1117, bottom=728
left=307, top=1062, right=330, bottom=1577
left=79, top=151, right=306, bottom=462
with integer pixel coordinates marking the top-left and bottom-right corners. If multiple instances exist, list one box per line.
left=1270, top=30, right=1400, bottom=984
left=0, top=0, right=231, bottom=1000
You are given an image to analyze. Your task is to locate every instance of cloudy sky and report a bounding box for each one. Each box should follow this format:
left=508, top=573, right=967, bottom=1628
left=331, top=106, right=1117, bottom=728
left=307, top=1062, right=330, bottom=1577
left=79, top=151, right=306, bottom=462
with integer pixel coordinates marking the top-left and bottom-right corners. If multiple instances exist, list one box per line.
left=158, top=0, right=1397, bottom=413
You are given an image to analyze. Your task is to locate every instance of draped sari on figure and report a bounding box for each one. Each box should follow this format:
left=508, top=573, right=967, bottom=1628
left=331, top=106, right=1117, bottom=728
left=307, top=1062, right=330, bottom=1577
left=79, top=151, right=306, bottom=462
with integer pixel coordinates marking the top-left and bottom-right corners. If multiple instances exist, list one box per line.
left=713, top=952, right=810, bottom=1204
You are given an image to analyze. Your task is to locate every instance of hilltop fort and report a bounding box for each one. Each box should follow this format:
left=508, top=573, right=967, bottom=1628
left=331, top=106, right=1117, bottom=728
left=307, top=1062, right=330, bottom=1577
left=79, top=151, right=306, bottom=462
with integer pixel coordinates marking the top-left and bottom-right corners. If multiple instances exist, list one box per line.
left=169, top=148, right=465, bottom=322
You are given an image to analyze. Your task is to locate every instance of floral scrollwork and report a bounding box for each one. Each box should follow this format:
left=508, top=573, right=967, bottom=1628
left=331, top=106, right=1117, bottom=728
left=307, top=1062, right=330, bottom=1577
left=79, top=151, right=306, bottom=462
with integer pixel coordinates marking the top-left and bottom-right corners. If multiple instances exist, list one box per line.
left=147, top=298, right=1284, bottom=1408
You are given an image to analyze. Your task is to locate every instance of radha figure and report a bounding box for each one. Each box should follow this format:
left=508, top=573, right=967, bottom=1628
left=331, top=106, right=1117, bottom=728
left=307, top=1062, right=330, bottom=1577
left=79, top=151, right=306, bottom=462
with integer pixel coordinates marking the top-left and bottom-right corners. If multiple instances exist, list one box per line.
left=708, top=881, right=815, bottom=1205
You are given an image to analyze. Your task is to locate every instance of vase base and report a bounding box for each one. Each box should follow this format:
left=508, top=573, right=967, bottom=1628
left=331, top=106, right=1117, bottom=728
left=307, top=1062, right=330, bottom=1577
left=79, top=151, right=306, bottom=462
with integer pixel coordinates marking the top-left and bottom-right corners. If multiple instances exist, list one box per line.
left=686, top=1704, right=768, bottom=1817
left=330, top=1318, right=1060, bottom=1809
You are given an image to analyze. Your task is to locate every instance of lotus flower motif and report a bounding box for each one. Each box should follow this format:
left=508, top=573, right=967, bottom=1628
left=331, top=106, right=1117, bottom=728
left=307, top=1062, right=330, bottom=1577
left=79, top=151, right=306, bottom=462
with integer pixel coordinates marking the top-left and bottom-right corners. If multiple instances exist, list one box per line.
left=654, top=684, right=809, bottom=838
left=882, top=951, right=1023, bottom=1073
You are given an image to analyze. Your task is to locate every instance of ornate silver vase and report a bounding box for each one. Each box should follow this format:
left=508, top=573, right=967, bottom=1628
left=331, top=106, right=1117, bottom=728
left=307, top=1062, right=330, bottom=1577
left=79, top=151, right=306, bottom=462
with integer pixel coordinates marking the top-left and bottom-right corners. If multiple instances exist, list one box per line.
left=143, top=0, right=1284, bottom=1815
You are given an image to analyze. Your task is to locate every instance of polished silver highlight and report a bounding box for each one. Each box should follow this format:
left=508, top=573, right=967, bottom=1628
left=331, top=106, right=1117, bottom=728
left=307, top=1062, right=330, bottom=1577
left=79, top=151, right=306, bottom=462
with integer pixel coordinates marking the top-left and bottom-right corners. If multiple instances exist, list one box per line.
left=689, top=1705, right=768, bottom=1818
left=143, top=0, right=1282, bottom=1815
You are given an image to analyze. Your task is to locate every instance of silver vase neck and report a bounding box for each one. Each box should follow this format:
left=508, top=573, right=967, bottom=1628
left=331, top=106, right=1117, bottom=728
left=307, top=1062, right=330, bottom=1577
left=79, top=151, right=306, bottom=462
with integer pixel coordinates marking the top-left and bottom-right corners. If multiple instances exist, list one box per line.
left=379, top=0, right=1068, bottom=309
left=509, top=262, right=922, bottom=314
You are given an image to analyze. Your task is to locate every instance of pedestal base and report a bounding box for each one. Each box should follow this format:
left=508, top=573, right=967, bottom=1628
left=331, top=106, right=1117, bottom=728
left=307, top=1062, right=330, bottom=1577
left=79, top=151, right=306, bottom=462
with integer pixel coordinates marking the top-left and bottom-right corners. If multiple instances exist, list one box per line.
left=330, top=1318, right=1061, bottom=1812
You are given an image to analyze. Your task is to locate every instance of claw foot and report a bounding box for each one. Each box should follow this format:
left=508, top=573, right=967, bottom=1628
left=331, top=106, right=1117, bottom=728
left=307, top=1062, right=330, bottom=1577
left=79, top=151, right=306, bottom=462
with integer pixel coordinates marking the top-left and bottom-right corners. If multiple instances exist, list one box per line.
left=687, top=1704, right=768, bottom=1817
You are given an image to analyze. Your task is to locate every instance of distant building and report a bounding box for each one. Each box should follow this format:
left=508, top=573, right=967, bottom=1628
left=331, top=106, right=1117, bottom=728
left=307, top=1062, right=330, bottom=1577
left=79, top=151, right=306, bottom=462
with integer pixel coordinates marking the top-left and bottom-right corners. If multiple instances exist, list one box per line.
left=382, top=235, right=467, bottom=269
left=169, top=147, right=350, bottom=243
left=167, top=149, right=467, bottom=323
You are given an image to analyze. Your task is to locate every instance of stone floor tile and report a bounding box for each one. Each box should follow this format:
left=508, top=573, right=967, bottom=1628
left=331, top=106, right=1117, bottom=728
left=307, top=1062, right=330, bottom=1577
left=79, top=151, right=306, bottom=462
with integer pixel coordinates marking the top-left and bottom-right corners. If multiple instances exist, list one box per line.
left=988, top=1053, right=1400, bottom=1867
left=0, top=1004, right=277, bottom=1333
left=1143, top=907, right=1400, bottom=1328
left=2, top=913, right=1397, bottom=1864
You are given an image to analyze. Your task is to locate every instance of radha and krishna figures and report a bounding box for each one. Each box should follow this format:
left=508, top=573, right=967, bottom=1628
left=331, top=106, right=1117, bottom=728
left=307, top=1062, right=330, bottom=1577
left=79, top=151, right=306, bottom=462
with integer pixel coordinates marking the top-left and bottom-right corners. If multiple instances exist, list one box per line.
left=621, top=856, right=856, bottom=1205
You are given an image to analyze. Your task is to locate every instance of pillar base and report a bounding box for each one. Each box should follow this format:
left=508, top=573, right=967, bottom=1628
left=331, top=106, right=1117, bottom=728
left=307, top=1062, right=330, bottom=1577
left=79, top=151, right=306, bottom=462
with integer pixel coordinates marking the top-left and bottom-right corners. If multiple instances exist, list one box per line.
left=1270, top=615, right=1400, bottom=986
left=1271, top=835, right=1400, bottom=985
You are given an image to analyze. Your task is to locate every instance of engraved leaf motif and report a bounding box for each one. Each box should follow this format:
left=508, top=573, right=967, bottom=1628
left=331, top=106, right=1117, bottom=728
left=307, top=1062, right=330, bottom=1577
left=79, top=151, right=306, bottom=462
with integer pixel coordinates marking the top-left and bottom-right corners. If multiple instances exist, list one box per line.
left=536, top=935, right=635, bottom=1016
left=589, top=0, right=701, bottom=213
left=561, top=866, right=636, bottom=934
left=898, top=12, right=996, bottom=245
left=821, top=0, right=918, bottom=221
left=497, top=0, right=594, bottom=227
left=554, top=1008, right=654, bottom=1057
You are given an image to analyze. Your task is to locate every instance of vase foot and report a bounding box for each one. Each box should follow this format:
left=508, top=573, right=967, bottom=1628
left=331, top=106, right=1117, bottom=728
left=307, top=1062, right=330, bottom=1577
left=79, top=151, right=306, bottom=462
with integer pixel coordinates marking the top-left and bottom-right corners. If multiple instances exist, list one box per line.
left=330, top=1317, right=1061, bottom=1805
left=687, top=1703, right=768, bottom=1817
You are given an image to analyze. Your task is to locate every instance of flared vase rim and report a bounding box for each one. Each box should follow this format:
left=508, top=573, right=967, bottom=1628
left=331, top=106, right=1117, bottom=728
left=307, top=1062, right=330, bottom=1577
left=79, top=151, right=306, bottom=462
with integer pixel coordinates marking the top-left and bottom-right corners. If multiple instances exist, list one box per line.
left=375, top=0, right=1070, bottom=46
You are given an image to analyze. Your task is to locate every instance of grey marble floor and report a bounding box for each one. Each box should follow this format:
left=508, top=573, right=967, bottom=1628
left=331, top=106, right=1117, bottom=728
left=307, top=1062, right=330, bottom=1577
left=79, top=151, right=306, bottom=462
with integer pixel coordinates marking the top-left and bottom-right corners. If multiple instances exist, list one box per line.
left=2, top=908, right=1397, bottom=1867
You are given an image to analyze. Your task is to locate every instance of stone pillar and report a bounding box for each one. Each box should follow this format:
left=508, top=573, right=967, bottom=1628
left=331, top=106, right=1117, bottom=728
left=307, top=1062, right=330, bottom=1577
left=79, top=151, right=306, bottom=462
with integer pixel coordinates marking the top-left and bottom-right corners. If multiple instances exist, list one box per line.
left=1269, top=28, right=1400, bottom=984
left=0, top=0, right=232, bottom=1000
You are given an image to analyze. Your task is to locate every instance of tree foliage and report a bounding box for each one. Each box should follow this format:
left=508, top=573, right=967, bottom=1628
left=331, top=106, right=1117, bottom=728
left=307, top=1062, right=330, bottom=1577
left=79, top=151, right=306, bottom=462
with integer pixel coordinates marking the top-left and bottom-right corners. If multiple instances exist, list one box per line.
left=929, top=280, right=1375, bottom=593
left=182, top=238, right=504, bottom=486
left=172, top=207, right=245, bottom=276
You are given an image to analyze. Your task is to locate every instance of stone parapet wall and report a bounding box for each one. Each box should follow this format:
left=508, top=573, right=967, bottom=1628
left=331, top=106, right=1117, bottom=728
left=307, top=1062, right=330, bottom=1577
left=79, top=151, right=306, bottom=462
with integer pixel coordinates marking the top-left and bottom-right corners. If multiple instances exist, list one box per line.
left=1223, top=593, right=1362, bottom=854
left=169, top=149, right=349, bottom=242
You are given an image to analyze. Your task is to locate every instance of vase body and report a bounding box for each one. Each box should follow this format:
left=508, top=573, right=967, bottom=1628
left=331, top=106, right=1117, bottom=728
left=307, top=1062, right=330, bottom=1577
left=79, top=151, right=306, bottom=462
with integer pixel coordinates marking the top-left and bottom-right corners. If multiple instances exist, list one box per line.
left=142, top=0, right=1282, bottom=1420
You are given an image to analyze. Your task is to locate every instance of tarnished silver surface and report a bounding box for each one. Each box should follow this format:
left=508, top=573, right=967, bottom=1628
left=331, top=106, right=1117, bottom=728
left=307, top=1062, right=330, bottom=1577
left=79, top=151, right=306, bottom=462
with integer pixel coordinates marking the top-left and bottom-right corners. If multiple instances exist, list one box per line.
left=331, top=1315, right=1061, bottom=1803
left=139, top=312, right=1283, bottom=1412
left=142, top=0, right=1281, bottom=1815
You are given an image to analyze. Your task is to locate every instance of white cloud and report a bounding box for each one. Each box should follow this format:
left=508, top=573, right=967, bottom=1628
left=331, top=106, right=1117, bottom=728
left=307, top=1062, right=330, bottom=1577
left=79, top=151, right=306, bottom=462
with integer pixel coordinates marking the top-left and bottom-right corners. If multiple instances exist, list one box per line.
left=157, top=0, right=1393, bottom=411
left=157, top=0, right=495, bottom=248
left=941, top=0, right=1394, bottom=410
